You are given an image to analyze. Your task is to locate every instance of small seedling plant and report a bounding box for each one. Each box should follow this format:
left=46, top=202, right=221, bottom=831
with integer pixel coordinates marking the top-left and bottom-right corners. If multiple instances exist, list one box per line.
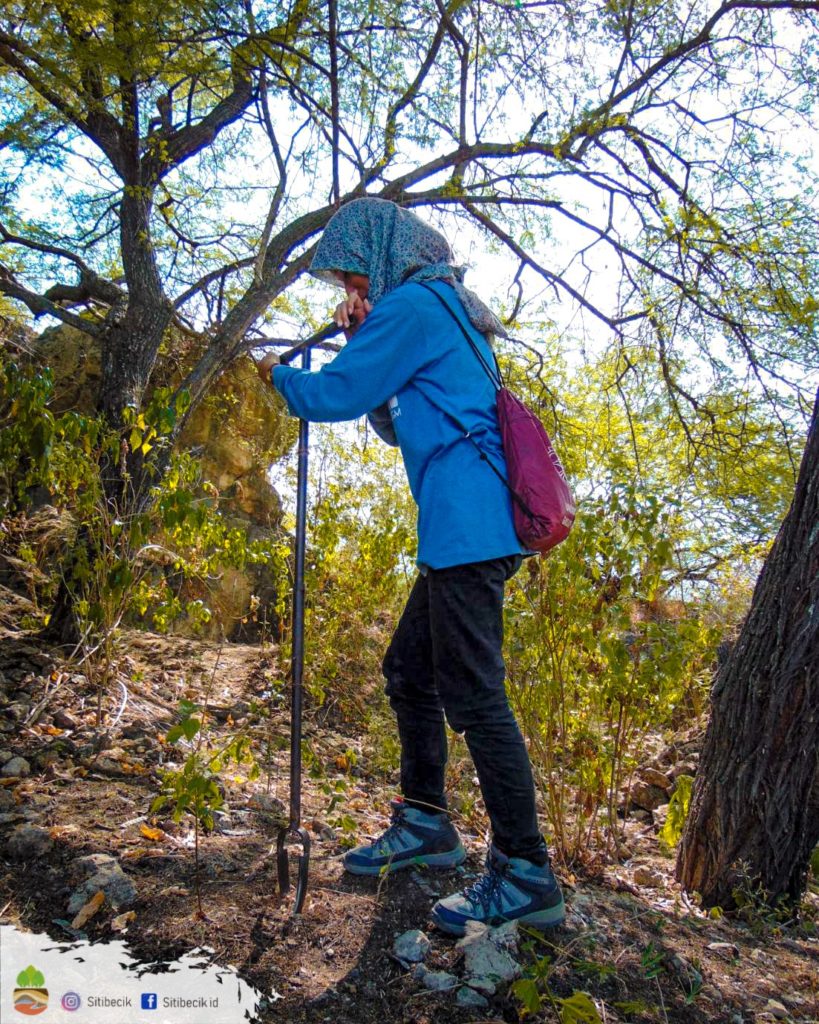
left=153, top=698, right=257, bottom=917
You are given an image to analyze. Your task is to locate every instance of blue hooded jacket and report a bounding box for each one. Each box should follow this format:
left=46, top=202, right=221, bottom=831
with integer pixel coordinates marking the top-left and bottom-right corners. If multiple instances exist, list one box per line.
left=273, top=278, right=522, bottom=569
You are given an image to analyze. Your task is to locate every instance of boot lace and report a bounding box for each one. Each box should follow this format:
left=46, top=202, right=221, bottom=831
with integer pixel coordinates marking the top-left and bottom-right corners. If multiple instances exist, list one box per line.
left=462, top=862, right=505, bottom=914
left=370, top=804, right=408, bottom=851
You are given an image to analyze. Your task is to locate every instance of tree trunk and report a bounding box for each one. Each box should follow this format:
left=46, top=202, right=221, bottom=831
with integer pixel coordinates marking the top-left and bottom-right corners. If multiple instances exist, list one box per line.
left=676, top=391, right=819, bottom=908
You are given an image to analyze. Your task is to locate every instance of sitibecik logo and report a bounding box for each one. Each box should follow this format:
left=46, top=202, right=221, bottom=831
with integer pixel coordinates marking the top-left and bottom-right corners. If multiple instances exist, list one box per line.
left=13, top=965, right=48, bottom=1015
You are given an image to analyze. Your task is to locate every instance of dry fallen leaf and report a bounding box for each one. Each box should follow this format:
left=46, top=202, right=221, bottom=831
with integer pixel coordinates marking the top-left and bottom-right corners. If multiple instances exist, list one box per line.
left=139, top=823, right=165, bottom=841
left=157, top=885, right=189, bottom=898
left=111, top=911, right=136, bottom=932
left=71, top=890, right=105, bottom=929
left=49, top=824, right=81, bottom=839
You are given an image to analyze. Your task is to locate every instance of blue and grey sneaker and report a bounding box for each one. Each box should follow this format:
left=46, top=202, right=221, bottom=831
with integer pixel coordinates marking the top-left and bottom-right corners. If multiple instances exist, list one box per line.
left=343, top=799, right=466, bottom=876
left=430, top=844, right=565, bottom=935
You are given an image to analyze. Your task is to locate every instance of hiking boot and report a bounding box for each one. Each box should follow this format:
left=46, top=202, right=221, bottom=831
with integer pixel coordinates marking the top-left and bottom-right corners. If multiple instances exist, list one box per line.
left=343, top=799, right=466, bottom=876
left=430, top=844, right=565, bottom=935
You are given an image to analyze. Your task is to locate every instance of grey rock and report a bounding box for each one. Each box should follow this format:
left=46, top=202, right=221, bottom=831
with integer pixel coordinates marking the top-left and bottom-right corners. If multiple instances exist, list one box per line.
left=0, top=788, right=16, bottom=812
left=420, top=970, right=458, bottom=992
left=211, top=810, right=233, bottom=833
left=456, top=986, right=489, bottom=1009
left=628, top=780, right=668, bottom=810
left=490, top=920, right=520, bottom=951
left=457, top=919, right=521, bottom=994
left=248, top=793, right=286, bottom=816
left=1, top=756, right=31, bottom=777
left=639, top=767, right=673, bottom=791
left=6, top=823, right=54, bottom=859
left=464, top=974, right=498, bottom=995
left=633, top=864, right=664, bottom=887
left=706, top=941, right=740, bottom=960
left=203, top=852, right=238, bottom=877
left=0, top=749, right=13, bottom=765
left=68, top=854, right=136, bottom=913
left=393, top=928, right=430, bottom=964
left=699, top=984, right=724, bottom=1004
left=53, top=710, right=79, bottom=731
left=761, top=1000, right=790, bottom=1020
left=0, top=811, right=27, bottom=827
left=410, top=870, right=438, bottom=897
left=75, top=853, right=119, bottom=876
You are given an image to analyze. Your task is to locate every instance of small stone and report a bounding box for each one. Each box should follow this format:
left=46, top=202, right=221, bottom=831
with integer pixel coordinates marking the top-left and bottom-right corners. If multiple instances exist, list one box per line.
left=53, top=710, right=79, bottom=730
left=0, top=749, right=13, bottom=765
left=420, top=970, right=458, bottom=992
left=633, top=865, right=664, bottom=887
left=248, top=793, right=286, bottom=816
left=68, top=854, right=136, bottom=913
left=75, top=853, right=118, bottom=876
left=0, top=788, right=16, bottom=812
left=393, top=929, right=431, bottom=964
left=628, top=780, right=668, bottom=810
left=230, top=700, right=251, bottom=719
left=762, top=1000, right=790, bottom=1020
left=456, top=987, right=489, bottom=1008
left=630, top=808, right=652, bottom=823
left=1, top=756, right=31, bottom=777
left=700, top=984, right=724, bottom=1004
left=640, top=767, right=673, bottom=791
left=458, top=920, right=521, bottom=994
left=212, top=810, right=233, bottom=833
left=490, top=920, right=519, bottom=952
left=6, top=823, right=54, bottom=860
left=410, top=870, right=437, bottom=897
left=563, top=910, right=590, bottom=932
left=707, top=941, right=739, bottom=960
left=670, top=760, right=698, bottom=780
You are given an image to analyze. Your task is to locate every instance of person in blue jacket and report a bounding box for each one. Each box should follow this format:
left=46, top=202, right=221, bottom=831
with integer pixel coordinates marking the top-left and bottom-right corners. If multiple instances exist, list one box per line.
left=257, top=198, right=564, bottom=935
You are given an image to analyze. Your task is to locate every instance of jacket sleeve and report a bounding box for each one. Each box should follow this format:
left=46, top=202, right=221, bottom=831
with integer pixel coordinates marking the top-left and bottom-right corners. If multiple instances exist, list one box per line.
left=272, top=293, right=428, bottom=422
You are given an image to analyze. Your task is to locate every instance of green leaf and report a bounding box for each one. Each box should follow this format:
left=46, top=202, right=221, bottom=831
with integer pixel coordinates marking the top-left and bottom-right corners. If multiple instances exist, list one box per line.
left=181, top=717, right=200, bottom=740
left=559, top=991, right=602, bottom=1024
left=659, top=774, right=694, bottom=852
left=511, top=978, right=542, bottom=1015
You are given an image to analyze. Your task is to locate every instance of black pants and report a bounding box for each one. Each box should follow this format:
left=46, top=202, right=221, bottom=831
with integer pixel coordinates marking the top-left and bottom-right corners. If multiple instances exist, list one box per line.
left=383, top=555, right=548, bottom=863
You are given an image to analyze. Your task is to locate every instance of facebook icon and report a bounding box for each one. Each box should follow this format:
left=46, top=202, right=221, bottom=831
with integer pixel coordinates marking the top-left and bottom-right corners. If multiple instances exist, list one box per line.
left=141, top=993, right=158, bottom=1010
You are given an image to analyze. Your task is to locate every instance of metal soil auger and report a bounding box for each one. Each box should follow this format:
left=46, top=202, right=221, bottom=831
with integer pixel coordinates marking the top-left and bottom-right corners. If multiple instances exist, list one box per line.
left=270, top=321, right=346, bottom=916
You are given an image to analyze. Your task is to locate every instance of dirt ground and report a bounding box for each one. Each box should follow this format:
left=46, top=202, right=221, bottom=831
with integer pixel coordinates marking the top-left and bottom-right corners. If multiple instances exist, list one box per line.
left=0, top=621, right=817, bottom=1024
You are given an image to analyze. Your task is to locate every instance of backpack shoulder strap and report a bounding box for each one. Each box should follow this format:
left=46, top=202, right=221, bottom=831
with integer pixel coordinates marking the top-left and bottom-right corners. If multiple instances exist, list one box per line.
left=417, top=282, right=504, bottom=390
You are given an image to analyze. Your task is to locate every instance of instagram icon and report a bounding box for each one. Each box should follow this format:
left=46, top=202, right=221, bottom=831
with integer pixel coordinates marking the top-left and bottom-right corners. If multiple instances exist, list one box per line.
left=61, top=992, right=82, bottom=1011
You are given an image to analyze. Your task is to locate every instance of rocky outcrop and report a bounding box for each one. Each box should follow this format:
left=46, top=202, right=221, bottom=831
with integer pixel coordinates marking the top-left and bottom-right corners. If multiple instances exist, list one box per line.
left=23, top=324, right=295, bottom=638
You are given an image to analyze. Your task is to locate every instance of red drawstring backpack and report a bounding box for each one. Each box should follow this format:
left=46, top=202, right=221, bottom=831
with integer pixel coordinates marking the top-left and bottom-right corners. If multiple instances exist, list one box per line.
left=420, top=284, right=575, bottom=554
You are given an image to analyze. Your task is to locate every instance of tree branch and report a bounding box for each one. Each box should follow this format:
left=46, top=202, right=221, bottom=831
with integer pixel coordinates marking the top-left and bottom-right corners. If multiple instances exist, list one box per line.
left=0, top=264, right=103, bottom=335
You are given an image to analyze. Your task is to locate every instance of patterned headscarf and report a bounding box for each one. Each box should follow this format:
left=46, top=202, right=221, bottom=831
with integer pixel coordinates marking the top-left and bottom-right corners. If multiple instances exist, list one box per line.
left=310, top=197, right=508, bottom=338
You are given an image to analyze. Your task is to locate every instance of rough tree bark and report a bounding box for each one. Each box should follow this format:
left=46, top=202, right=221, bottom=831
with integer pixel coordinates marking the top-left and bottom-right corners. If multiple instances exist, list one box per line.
left=676, top=391, right=819, bottom=908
